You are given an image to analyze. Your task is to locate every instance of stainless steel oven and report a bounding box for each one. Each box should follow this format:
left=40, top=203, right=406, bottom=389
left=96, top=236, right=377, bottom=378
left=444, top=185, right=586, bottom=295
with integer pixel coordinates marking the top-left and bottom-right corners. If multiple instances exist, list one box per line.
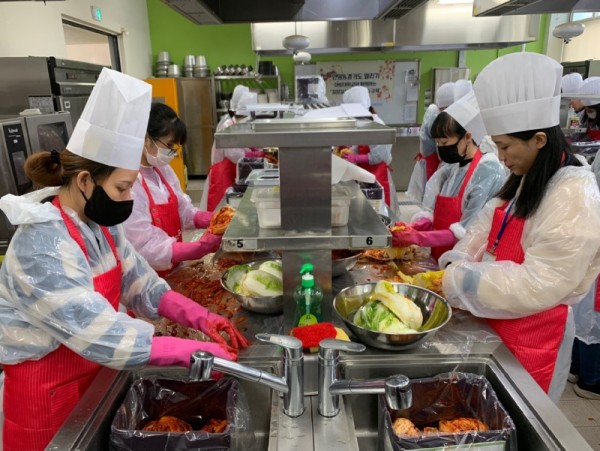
left=0, top=57, right=104, bottom=125
left=0, top=112, right=73, bottom=255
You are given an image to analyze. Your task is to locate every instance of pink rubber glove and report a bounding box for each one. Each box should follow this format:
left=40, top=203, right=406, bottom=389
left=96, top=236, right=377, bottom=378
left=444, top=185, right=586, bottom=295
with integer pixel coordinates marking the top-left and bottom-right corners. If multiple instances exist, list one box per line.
left=158, top=290, right=249, bottom=350
left=245, top=148, right=265, bottom=158
left=171, top=233, right=222, bottom=265
left=149, top=336, right=237, bottom=367
left=411, top=217, right=433, bottom=231
left=193, top=210, right=212, bottom=229
left=392, top=228, right=456, bottom=248
left=343, top=153, right=370, bottom=165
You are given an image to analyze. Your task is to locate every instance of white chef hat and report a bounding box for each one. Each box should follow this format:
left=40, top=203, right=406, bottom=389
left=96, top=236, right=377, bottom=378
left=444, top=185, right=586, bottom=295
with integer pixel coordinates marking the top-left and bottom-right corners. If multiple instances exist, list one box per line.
left=474, top=52, right=563, bottom=136
left=230, top=85, right=250, bottom=111
left=561, top=72, right=583, bottom=94
left=436, top=82, right=455, bottom=109
left=236, top=91, right=258, bottom=116
left=453, top=79, right=473, bottom=103
left=343, top=86, right=371, bottom=110
left=445, top=90, right=487, bottom=146
left=578, top=76, right=600, bottom=107
left=67, top=68, right=151, bottom=171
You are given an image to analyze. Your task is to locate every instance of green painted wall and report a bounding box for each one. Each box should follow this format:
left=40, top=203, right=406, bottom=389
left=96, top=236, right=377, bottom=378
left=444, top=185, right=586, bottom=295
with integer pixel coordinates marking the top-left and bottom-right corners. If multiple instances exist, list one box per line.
left=146, top=0, right=547, bottom=122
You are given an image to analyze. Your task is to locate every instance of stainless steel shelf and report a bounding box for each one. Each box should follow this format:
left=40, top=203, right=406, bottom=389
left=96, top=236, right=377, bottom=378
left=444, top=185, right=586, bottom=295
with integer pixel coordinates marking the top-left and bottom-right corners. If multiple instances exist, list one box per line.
left=216, top=119, right=396, bottom=148
left=213, top=75, right=279, bottom=80
left=222, top=184, right=391, bottom=252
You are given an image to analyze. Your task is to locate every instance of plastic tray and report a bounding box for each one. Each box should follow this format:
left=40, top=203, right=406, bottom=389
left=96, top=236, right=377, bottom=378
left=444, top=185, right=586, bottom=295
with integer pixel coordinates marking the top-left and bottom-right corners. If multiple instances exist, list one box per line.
left=250, top=185, right=355, bottom=228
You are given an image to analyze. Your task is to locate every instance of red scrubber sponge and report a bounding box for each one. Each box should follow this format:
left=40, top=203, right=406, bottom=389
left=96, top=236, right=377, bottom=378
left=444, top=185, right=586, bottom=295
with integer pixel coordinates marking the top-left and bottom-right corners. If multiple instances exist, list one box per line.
left=291, top=322, right=337, bottom=350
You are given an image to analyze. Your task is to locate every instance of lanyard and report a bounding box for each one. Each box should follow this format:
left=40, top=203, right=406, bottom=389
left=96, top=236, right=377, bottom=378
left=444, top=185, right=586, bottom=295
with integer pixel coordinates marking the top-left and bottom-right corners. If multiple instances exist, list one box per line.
left=490, top=199, right=516, bottom=254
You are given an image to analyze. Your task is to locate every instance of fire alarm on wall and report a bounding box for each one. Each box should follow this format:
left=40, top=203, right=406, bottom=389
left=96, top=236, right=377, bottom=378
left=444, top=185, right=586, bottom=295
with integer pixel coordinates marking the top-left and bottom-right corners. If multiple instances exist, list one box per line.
left=91, top=6, right=102, bottom=22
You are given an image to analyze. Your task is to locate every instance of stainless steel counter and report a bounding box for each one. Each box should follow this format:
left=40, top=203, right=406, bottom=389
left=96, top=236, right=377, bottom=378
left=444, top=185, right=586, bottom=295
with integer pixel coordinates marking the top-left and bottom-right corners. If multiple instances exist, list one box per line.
left=49, top=262, right=592, bottom=450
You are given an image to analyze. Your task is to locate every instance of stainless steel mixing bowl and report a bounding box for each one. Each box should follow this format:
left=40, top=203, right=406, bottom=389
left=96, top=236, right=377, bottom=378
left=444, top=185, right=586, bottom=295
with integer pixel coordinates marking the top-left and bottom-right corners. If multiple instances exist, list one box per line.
left=220, top=259, right=283, bottom=314
left=333, top=282, right=451, bottom=350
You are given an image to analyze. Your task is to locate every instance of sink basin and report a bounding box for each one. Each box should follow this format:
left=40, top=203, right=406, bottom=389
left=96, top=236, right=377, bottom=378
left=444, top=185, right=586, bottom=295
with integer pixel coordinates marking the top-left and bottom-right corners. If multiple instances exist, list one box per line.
left=48, top=344, right=592, bottom=451
left=47, top=358, right=279, bottom=451
left=339, top=351, right=591, bottom=451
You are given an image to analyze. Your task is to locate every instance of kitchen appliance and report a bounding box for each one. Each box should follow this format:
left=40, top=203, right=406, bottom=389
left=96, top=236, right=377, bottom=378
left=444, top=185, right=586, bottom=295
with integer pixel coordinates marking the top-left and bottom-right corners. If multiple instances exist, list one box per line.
left=0, top=111, right=73, bottom=255
left=562, top=60, right=600, bottom=79
left=145, top=77, right=215, bottom=181
left=0, top=57, right=105, bottom=125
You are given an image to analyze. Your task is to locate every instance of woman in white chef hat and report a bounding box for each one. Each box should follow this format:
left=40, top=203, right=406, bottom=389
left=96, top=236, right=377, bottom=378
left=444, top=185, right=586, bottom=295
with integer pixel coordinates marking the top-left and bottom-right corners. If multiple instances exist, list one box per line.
left=562, top=72, right=585, bottom=114
left=406, top=82, right=456, bottom=205
left=339, top=86, right=399, bottom=215
left=439, top=53, right=600, bottom=402
left=0, top=68, right=247, bottom=451
left=576, top=76, right=600, bottom=141
left=391, top=90, right=506, bottom=261
left=123, top=103, right=223, bottom=277
left=200, top=86, right=262, bottom=211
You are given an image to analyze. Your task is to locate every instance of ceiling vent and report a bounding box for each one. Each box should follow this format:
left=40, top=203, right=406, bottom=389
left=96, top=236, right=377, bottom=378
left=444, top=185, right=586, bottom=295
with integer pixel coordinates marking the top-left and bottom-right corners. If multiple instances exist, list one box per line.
left=161, top=0, right=424, bottom=24
left=474, top=0, right=598, bottom=17
left=381, top=0, right=429, bottom=20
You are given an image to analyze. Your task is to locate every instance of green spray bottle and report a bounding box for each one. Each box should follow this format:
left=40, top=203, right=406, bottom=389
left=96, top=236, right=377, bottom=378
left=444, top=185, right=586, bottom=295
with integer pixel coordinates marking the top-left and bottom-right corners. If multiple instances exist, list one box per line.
left=294, top=263, right=323, bottom=326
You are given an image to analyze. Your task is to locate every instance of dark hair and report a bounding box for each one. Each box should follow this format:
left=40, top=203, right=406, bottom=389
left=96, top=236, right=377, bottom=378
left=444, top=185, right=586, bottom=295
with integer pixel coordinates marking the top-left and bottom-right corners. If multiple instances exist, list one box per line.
left=430, top=111, right=468, bottom=141
left=24, top=149, right=116, bottom=187
left=582, top=103, right=600, bottom=128
left=496, top=125, right=582, bottom=218
left=147, top=103, right=187, bottom=145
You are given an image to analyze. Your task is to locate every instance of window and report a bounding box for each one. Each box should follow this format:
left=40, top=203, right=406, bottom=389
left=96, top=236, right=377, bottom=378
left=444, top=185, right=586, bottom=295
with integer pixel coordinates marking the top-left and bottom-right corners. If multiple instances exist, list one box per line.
left=572, top=12, right=600, bottom=22
left=62, top=20, right=120, bottom=70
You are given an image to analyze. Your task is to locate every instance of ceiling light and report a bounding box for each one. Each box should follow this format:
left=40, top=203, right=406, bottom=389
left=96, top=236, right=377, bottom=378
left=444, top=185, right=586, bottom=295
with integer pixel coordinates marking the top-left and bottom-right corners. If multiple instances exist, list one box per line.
left=553, top=21, right=585, bottom=43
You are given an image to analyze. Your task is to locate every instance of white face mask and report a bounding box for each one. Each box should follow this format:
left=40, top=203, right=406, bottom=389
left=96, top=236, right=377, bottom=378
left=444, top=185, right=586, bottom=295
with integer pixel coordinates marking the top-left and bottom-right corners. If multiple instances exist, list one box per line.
left=146, top=141, right=176, bottom=167
left=588, top=111, right=597, bottom=120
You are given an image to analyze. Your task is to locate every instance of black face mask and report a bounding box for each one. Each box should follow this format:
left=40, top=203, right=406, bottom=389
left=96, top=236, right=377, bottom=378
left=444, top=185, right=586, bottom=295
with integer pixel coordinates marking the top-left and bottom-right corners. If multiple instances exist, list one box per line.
left=437, top=136, right=466, bottom=164
left=81, top=184, right=133, bottom=227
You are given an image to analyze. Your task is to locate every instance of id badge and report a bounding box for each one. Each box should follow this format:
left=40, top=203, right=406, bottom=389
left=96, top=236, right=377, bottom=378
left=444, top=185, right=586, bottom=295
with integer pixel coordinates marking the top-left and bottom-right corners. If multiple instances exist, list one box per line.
left=482, top=251, right=496, bottom=262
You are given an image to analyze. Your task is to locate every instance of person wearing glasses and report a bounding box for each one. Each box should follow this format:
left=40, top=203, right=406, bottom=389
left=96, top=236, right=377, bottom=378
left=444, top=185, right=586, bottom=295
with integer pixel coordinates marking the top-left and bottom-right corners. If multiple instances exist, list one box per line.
left=123, top=103, right=221, bottom=276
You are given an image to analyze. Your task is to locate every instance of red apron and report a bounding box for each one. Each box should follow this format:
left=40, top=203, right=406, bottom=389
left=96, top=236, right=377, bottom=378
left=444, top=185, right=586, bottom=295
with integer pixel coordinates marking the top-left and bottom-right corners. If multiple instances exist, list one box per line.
left=357, top=145, right=393, bottom=207
left=486, top=201, right=568, bottom=393
left=416, top=152, right=441, bottom=180
left=430, top=150, right=482, bottom=260
left=207, top=158, right=236, bottom=212
left=3, top=197, right=123, bottom=451
left=587, top=127, right=600, bottom=141
left=594, top=277, right=600, bottom=312
left=140, top=168, right=182, bottom=277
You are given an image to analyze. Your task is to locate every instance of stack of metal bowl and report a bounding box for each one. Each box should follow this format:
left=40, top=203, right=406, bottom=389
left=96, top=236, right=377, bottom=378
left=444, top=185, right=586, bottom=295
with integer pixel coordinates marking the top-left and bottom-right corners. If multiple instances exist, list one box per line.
left=155, top=51, right=171, bottom=77
left=167, top=64, right=181, bottom=78
left=183, top=55, right=195, bottom=77
left=194, top=55, right=209, bottom=78
left=333, top=282, right=452, bottom=350
left=332, top=249, right=361, bottom=277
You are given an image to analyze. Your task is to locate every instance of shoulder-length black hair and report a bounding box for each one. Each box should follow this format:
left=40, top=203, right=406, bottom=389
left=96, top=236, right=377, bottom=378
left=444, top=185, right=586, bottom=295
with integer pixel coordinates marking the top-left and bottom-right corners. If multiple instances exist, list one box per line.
left=147, top=102, right=187, bottom=145
left=496, top=125, right=582, bottom=218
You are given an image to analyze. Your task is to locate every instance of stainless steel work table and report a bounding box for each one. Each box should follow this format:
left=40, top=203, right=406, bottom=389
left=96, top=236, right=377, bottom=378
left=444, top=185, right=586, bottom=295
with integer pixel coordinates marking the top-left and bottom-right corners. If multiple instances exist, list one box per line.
left=49, top=263, right=592, bottom=450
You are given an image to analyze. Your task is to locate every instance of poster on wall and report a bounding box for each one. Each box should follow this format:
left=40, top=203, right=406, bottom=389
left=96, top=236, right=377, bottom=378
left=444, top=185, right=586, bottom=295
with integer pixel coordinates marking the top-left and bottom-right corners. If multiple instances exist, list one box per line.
left=315, top=60, right=420, bottom=125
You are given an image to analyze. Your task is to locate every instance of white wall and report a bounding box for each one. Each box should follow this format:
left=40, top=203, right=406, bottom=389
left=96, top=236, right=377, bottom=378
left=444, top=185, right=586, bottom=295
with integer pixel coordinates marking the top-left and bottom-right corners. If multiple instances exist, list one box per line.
left=0, top=0, right=152, bottom=79
left=562, top=17, right=600, bottom=62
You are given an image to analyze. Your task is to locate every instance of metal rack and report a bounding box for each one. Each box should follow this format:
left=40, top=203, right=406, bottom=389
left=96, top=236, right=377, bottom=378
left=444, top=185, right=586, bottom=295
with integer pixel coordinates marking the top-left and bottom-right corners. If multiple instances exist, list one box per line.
left=215, top=118, right=395, bottom=327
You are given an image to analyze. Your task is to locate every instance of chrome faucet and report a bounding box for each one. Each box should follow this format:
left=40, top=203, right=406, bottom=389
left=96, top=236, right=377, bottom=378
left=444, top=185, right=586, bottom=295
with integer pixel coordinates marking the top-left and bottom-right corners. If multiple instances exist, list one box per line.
left=190, top=333, right=305, bottom=417
left=317, top=339, right=412, bottom=417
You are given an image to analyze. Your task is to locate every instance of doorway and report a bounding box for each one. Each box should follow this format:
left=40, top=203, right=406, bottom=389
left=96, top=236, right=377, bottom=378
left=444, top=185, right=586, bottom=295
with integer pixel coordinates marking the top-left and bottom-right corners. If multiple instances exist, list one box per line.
left=62, top=19, right=121, bottom=70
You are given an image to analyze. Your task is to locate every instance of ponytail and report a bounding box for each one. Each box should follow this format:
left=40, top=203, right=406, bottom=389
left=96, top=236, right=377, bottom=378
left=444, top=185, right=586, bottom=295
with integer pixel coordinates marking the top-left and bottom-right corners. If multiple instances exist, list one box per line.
left=24, top=149, right=116, bottom=188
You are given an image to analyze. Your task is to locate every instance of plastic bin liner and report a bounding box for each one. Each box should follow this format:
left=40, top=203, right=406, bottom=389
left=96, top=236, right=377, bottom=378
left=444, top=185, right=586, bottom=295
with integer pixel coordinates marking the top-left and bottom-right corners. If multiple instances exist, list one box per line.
left=110, top=376, right=255, bottom=451
left=381, top=372, right=516, bottom=450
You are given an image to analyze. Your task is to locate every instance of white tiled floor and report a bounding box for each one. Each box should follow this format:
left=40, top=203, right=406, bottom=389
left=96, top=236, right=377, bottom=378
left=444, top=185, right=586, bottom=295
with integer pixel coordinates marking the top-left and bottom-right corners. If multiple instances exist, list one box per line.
left=186, top=182, right=600, bottom=449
